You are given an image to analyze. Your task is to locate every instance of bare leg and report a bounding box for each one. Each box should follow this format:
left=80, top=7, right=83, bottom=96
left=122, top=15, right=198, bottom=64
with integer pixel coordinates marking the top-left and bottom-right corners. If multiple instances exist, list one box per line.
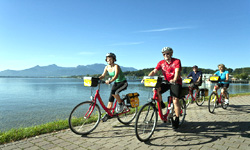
left=113, top=94, right=122, bottom=103
left=173, top=97, right=180, bottom=117
left=107, top=102, right=113, bottom=109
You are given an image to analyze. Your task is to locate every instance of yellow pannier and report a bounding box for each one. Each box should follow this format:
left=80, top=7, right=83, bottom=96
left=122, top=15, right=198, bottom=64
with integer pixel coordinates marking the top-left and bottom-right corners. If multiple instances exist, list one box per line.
left=209, top=76, right=220, bottom=83
left=144, top=76, right=162, bottom=88
left=183, top=78, right=193, bottom=84
left=83, top=77, right=99, bottom=87
left=127, top=93, right=140, bottom=108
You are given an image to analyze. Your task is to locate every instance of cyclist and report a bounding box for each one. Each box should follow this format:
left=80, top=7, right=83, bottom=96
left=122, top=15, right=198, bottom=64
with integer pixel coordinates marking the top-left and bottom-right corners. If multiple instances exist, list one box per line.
left=147, top=47, right=182, bottom=129
left=99, top=53, right=128, bottom=113
left=186, top=65, right=202, bottom=98
left=213, top=64, right=230, bottom=104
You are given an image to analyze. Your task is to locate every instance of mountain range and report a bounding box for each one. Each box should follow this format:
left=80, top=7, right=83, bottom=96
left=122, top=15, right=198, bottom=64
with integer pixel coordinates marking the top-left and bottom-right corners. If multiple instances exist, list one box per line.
left=0, top=64, right=137, bottom=77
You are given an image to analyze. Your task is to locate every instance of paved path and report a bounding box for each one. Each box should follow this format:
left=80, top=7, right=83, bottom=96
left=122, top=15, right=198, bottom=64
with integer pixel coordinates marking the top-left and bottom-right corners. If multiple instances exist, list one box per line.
left=1, top=96, right=250, bottom=150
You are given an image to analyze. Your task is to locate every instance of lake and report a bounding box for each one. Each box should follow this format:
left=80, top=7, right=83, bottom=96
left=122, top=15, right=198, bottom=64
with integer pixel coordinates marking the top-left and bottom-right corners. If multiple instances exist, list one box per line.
left=0, top=78, right=249, bottom=131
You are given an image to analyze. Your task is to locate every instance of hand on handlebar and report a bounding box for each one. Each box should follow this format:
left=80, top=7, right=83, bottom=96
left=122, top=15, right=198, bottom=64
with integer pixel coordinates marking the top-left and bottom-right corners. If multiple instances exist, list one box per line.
left=141, top=79, right=144, bottom=83
left=105, top=80, right=111, bottom=85
left=169, top=79, right=176, bottom=84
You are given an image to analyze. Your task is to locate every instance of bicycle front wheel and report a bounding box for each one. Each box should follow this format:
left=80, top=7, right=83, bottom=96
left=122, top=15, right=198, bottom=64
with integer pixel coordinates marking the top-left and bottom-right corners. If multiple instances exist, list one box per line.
left=117, top=106, right=138, bottom=125
left=196, top=90, right=205, bottom=106
left=68, top=101, right=101, bottom=135
left=221, top=91, right=229, bottom=109
left=135, top=102, right=158, bottom=142
left=208, top=92, right=217, bottom=113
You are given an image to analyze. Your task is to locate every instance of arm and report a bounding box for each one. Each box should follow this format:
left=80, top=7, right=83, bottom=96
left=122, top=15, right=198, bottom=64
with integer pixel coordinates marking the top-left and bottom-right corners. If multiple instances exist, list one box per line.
left=197, top=76, right=202, bottom=82
left=171, top=68, right=180, bottom=83
left=99, top=66, right=108, bottom=80
left=187, top=72, right=192, bottom=78
left=148, top=69, right=158, bottom=76
left=225, top=72, right=229, bottom=82
left=196, top=72, right=202, bottom=82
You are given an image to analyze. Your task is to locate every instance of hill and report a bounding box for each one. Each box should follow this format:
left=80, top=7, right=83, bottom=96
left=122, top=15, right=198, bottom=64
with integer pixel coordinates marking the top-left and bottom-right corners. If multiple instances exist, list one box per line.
left=0, top=64, right=137, bottom=77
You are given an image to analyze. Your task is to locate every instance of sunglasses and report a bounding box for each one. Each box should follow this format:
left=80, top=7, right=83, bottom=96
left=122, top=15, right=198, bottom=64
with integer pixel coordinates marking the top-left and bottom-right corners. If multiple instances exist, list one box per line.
left=163, top=53, right=170, bottom=56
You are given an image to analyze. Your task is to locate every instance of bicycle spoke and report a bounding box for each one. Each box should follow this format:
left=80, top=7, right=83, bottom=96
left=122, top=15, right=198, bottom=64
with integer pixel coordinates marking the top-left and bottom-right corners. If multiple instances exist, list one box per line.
left=135, top=103, right=157, bottom=142
left=69, top=101, right=101, bottom=135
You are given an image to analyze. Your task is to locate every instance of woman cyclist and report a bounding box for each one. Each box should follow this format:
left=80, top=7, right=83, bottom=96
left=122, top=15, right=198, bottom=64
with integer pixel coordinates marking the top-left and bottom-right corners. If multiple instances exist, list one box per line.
left=99, top=53, right=128, bottom=113
left=213, top=64, right=230, bottom=104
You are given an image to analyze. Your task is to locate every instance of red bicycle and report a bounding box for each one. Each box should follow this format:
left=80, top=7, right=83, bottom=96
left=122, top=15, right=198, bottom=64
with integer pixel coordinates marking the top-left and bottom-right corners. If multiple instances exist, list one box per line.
left=183, top=78, right=207, bottom=107
left=208, top=76, right=229, bottom=113
left=134, top=76, right=187, bottom=142
left=69, top=77, right=138, bottom=135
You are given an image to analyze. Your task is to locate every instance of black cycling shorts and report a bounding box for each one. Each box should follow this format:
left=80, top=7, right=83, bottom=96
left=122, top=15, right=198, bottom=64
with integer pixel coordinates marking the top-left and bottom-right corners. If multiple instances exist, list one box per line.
left=109, top=80, right=128, bottom=102
left=159, top=83, right=182, bottom=99
left=217, top=83, right=229, bottom=89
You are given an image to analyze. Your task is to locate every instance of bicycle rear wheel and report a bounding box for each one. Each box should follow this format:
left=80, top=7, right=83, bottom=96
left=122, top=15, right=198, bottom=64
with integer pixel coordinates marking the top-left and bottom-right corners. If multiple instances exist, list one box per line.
left=208, top=92, right=217, bottom=113
left=117, top=106, right=138, bottom=125
left=195, top=90, right=205, bottom=106
left=68, top=101, right=101, bottom=135
left=135, top=102, right=158, bottom=142
left=221, top=91, right=229, bottom=109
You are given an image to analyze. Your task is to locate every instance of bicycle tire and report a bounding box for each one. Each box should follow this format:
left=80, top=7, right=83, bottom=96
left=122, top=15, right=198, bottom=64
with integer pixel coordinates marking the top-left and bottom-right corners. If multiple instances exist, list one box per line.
left=208, top=92, right=217, bottom=113
left=221, top=91, right=229, bottom=109
left=135, top=102, right=158, bottom=142
left=117, top=106, right=138, bottom=125
left=68, top=101, right=101, bottom=135
left=195, top=90, right=205, bottom=106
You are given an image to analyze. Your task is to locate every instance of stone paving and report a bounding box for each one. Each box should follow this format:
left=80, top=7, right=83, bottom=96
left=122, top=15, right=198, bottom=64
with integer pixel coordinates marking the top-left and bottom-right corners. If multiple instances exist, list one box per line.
left=1, top=96, right=250, bottom=150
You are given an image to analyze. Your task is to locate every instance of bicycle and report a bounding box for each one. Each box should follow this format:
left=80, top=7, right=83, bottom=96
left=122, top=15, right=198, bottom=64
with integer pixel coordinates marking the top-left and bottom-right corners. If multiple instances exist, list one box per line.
left=183, top=78, right=207, bottom=107
left=208, top=76, right=229, bottom=113
left=134, top=76, right=187, bottom=142
left=68, top=77, right=139, bottom=135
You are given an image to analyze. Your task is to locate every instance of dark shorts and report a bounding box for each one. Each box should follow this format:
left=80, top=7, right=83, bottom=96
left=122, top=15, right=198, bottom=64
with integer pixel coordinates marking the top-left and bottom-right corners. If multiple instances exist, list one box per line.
left=160, top=83, right=182, bottom=99
left=217, top=83, right=229, bottom=89
left=109, top=80, right=128, bottom=102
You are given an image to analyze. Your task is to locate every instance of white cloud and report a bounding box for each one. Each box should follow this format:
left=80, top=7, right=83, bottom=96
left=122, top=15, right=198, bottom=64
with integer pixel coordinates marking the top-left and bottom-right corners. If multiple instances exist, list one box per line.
left=138, top=27, right=193, bottom=32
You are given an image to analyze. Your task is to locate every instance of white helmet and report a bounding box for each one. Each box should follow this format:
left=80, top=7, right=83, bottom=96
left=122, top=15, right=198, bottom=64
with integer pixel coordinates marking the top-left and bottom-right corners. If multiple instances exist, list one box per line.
left=162, top=47, right=173, bottom=53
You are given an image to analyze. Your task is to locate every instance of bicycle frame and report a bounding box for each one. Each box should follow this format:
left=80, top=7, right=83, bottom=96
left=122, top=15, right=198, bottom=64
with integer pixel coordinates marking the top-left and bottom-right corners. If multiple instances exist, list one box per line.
left=185, top=86, right=198, bottom=102
left=152, top=89, right=172, bottom=121
left=86, top=82, right=131, bottom=119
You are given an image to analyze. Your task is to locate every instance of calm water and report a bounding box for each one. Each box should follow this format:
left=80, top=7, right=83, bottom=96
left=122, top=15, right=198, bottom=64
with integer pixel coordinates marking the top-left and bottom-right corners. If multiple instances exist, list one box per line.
left=0, top=78, right=249, bottom=131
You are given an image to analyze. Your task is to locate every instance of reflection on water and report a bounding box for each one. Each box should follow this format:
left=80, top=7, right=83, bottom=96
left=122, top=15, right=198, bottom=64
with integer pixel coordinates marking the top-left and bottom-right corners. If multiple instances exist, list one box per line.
left=0, top=78, right=249, bottom=131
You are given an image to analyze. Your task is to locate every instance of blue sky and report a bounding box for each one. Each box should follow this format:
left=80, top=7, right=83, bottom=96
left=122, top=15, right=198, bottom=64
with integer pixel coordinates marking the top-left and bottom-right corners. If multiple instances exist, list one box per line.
left=0, top=0, right=249, bottom=71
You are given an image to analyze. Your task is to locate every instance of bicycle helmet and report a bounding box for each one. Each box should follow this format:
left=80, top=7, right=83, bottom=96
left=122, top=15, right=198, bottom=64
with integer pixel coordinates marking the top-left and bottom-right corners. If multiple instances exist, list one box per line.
left=161, top=47, right=173, bottom=53
left=106, top=52, right=116, bottom=61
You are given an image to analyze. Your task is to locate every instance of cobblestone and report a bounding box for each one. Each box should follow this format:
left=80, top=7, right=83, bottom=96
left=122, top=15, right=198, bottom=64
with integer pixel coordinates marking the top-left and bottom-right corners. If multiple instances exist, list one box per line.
left=1, top=95, right=250, bottom=150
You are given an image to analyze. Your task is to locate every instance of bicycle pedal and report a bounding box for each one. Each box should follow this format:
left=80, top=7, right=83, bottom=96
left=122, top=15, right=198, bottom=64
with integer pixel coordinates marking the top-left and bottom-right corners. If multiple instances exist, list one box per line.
left=102, top=114, right=112, bottom=122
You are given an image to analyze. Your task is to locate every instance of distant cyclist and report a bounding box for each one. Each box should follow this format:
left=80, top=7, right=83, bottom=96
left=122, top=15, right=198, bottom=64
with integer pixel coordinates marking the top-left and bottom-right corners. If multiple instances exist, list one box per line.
left=99, top=53, right=128, bottom=113
left=147, top=47, right=182, bottom=129
left=187, top=65, right=202, bottom=98
left=213, top=64, right=230, bottom=104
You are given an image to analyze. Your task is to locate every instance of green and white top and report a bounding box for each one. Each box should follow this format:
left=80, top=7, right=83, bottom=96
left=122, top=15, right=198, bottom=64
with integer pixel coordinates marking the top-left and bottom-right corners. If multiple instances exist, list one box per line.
left=108, top=68, right=126, bottom=82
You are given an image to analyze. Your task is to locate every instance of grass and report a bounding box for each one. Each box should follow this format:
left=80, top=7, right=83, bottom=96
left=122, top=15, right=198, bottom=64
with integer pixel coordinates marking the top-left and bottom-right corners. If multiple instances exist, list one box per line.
left=0, top=119, right=69, bottom=144
left=1, top=92, right=250, bottom=145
